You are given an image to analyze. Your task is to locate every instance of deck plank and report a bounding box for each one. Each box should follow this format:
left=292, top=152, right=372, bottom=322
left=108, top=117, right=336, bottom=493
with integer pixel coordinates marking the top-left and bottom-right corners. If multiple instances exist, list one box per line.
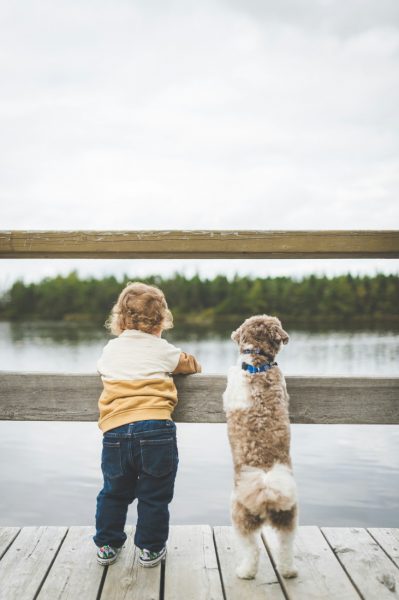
left=263, top=526, right=361, bottom=600
left=101, top=526, right=161, bottom=600
left=0, top=527, right=20, bottom=559
left=368, top=528, right=399, bottom=568
left=0, top=526, right=67, bottom=600
left=1, top=525, right=398, bottom=599
left=37, top=526, right=104, bottom=599
left=164, top=525, right=224, bottom=600
left=213, top=526, right=285, bottom=600
left=322, top=527, right=399, bottom=600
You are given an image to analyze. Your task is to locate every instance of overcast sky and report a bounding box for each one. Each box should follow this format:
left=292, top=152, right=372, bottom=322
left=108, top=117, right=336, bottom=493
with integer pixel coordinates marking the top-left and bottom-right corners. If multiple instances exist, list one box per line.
left=1, top=0, right=398, bottom=287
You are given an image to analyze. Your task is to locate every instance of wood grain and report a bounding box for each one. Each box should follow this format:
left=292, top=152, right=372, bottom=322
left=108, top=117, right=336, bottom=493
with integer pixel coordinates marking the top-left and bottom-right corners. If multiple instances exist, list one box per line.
left=0, top=526, right=67, bottom=600
left=213, top=526, right=285, bottom=600
left=101, top=526, right=161, bottom=600
left=1, top=230, right=398, bottom=258
left=263, top=526, right=360, bottom=600
left=368, top=528, right=399, bottom=569
left=1, top=526, right=397, bottom=599
left=164, top=525, right=224, bottom=600
left=0, top=372, right=398, bottom=424
left=37, top=526, right=104, bottom=600
left=322, top=527, right=399, bottom=600
left=0, top=527, right=20, bottom=560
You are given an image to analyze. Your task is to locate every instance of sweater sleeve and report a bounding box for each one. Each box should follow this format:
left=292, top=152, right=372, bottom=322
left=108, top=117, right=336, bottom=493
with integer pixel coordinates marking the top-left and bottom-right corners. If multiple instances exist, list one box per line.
left=172, top=352, right=202, bottom=374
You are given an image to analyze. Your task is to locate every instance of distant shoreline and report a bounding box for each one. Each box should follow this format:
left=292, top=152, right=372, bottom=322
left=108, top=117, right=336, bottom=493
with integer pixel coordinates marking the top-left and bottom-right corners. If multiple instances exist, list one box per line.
left=1, top=315, right=399, bottom=335
left=1, top=272, right=397, bottom=326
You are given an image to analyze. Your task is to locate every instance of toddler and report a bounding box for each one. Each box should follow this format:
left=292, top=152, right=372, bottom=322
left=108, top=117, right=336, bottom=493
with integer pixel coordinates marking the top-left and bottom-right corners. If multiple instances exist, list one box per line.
left=93, top=282, right=201, bottom=567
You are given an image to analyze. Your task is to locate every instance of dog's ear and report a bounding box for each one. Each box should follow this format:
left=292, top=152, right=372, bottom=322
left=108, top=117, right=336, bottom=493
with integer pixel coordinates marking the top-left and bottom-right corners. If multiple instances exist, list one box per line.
left=274, top=325, right=289, bottom=345
left=231, top=326, right=241, bottom=344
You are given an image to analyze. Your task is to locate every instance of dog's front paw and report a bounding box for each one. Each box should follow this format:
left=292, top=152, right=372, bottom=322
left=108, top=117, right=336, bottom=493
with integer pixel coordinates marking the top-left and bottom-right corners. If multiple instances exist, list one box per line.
left=279, top=564, right=298, bottom=579
left=236, top=562, right=257, bottom=579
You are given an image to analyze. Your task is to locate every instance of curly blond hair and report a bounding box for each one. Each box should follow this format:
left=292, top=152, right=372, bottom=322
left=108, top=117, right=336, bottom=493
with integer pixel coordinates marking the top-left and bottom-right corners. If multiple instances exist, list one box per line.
left=105, top=281, right=173, bottom=336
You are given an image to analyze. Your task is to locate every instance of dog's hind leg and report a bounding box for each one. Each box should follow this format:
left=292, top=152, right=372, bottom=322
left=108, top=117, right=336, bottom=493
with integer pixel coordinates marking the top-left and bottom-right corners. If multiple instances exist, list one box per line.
left=268, top=505, right=298, bottom=578
left=234, top=528, right=259, bottom=580
left=231, top=494, right=262, bottom=579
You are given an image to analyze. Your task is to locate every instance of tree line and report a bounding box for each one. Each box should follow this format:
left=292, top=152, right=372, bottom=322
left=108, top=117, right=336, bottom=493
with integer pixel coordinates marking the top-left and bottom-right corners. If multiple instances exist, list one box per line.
left=0, top=272, right=398, bottom=324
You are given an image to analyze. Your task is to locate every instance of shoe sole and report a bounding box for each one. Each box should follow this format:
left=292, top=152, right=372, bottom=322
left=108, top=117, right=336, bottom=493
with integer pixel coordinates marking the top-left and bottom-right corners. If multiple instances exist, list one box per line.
left=138, top=548, right=167, bottom=568
left=96, top=553, right=119, bottom=566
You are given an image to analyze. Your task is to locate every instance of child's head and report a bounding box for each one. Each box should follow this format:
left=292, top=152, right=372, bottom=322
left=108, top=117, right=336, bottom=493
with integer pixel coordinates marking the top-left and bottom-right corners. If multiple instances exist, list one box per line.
left=106, top=281, right=173, bottom=336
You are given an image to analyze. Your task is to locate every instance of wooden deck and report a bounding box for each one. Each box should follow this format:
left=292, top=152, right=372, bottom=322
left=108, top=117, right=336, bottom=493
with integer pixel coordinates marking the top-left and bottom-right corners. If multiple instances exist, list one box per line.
left=0, top=526, right=398, bottom=599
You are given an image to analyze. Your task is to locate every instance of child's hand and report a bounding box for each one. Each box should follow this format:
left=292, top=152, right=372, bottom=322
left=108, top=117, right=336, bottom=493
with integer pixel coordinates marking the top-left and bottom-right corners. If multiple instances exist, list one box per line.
left=172, top=352, right=201, bottom=374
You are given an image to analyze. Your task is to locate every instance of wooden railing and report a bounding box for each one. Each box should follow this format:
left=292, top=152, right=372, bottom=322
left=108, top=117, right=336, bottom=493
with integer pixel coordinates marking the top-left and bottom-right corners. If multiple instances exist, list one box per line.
left=1, top=229, right=398, bottom=425
left=1, top=372, right=398, bottom=424
left=1, top=230, right=399, bottom=258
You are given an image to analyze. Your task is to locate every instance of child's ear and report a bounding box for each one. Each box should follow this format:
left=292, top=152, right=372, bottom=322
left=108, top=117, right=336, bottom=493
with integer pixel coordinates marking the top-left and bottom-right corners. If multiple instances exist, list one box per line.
left=231, top=326, right=241, bottom=344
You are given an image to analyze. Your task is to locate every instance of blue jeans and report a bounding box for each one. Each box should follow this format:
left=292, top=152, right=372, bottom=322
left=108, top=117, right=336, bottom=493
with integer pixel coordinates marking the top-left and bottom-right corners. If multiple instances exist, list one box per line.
left=93, top=419, right=178, bottom=552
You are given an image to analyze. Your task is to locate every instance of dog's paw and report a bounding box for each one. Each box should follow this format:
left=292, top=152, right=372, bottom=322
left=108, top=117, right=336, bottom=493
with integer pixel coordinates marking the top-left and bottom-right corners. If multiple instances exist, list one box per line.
left=279, top=564, right=298, bottom=579
left=236, top=563, right=257, bottom=579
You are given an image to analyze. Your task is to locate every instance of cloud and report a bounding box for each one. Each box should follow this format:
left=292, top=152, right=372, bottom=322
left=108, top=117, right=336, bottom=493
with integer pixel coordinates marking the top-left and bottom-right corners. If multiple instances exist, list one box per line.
left=0, top=0, right=398, bottom=283
left=225, top=0, right=399, bottom=36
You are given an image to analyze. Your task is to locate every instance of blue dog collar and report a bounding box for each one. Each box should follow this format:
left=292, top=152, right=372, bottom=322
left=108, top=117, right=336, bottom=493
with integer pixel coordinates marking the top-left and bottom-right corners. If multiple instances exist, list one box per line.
left=242, top=361, right=277, bottom=374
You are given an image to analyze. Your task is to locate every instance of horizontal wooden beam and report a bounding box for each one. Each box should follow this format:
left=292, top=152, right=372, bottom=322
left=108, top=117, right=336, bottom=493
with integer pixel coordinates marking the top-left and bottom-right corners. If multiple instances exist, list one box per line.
left=1, top=230, right=398, bottom=259
left=0, top=372, right=398, bottom=424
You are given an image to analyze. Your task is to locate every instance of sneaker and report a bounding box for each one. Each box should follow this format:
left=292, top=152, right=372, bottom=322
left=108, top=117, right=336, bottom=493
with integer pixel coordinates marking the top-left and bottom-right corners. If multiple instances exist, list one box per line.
left=96, top=544, right=121, bottom=566
left=138, top=546, right=167, bottom=567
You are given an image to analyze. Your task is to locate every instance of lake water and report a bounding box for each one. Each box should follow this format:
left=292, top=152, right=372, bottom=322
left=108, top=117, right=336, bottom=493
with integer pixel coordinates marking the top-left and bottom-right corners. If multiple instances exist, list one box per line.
left=0, top=321, right=398, bottom=528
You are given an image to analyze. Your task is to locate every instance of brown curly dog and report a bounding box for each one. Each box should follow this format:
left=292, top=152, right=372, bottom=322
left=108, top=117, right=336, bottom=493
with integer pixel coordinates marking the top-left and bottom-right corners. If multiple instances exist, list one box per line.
left=223, top=314, right=298, bottom=579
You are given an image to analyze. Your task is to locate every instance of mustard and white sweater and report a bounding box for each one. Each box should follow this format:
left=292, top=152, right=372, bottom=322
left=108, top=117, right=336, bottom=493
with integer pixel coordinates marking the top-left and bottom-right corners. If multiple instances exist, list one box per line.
left=97, top=329, right=201, bottom=432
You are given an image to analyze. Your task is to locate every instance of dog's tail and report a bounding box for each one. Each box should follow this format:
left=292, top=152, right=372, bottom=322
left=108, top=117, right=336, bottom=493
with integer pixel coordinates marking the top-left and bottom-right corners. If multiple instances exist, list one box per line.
left=235, top=463, right=297, bottom=514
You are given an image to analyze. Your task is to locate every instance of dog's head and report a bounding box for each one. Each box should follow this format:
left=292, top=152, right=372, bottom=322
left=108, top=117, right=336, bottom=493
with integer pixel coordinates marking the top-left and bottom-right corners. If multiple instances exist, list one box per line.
left=231, top=314, right=289, bottom=361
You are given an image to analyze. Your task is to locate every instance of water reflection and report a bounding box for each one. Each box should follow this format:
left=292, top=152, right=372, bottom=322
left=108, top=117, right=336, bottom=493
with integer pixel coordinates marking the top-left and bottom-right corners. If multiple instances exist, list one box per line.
left=1, top=422, right=398, bottom=528
left=1, top=321, right=398, bottom=376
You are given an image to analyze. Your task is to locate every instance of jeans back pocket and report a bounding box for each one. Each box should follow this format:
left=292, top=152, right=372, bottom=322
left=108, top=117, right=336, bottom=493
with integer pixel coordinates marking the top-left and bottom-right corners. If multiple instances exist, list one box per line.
left=140, top=437, right=174, bottom=477
left=101, top=440, right=123, bottom=479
